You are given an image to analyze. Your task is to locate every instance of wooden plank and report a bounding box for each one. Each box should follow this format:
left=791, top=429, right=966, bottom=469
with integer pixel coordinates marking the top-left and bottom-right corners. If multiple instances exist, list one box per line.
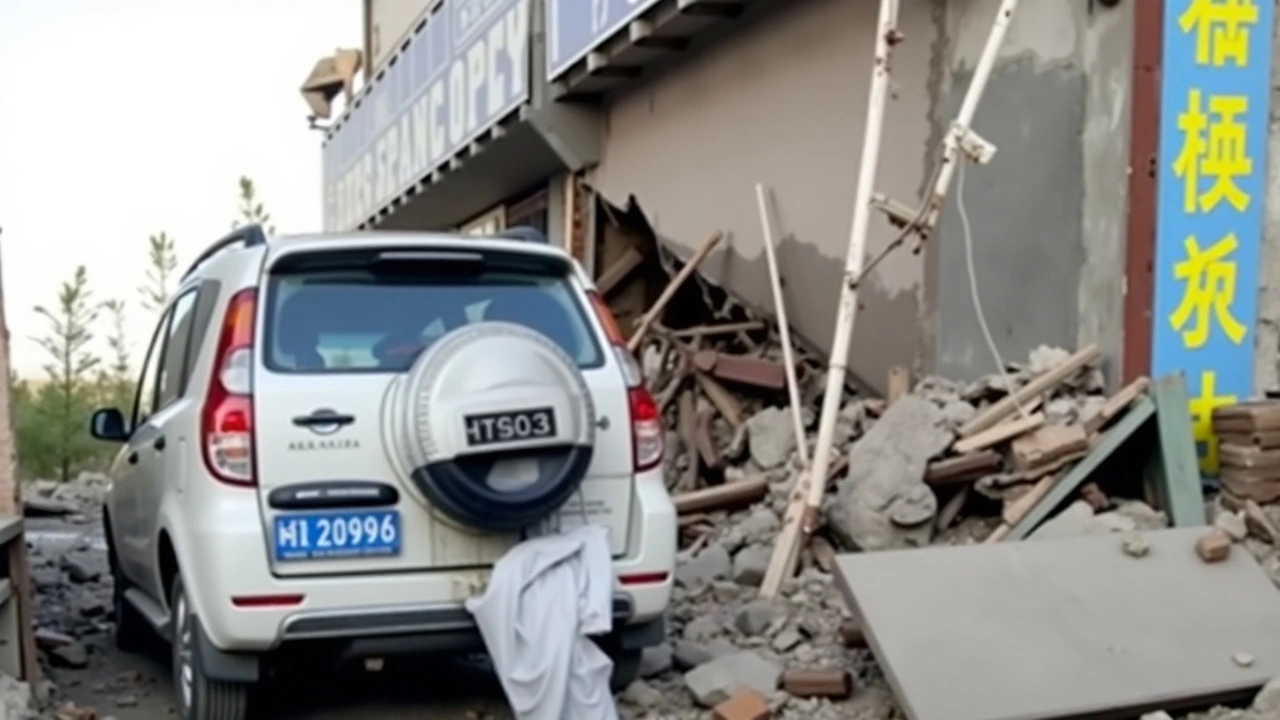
left=1150, top=374, right=1208, bottom=528
left=671, top=321, right=765, bottom=339
left=958, top=344, right=1101, bottom=438
left=1009, top=424, right=1089, bottom=472
left=707, top=353, right=787, bottom=390
left=887, top=366, right=910, bottom=404
left=1001, top=397, right=1157, bottom=541
left=1085, top=376, right=1151, bottom=434
left=925, top=451, right=1001, bottom=486
left=595, top=246, right=644, bottom=296
left=628, top=230, right=723, bottom=352
left=951, top=412, right=1045, bottom=455
left=695, top=371, right=744, bottom=428
left=673, top=476, right=768, bottom=514
left=1218, top=430, right=1280, bottom=449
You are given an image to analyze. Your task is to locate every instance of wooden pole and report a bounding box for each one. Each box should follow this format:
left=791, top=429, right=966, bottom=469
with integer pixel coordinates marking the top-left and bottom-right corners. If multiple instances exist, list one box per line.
left=755, top=184, right=808, bottom=468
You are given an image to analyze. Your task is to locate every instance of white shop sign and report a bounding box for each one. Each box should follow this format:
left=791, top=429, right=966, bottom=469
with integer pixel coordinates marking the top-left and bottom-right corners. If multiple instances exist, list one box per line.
left=322, top=0, right=530, bottom=230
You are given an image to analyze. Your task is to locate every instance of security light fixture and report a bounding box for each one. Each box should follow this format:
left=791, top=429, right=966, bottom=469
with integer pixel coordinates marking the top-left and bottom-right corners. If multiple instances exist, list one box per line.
left=300, top=49, right=363, bottom=120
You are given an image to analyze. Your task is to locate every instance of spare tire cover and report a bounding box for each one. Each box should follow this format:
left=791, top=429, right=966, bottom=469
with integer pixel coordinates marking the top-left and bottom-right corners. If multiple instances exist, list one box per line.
left=393, top=321, right=596, bottom=531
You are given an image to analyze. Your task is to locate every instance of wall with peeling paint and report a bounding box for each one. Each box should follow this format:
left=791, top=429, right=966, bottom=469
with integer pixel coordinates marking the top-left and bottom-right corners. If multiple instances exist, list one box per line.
left=594, top=0, right=938, bottom=395
left=928, top=0, right=1132, bottom=386
left=593, top=0, right=1135, bottom=392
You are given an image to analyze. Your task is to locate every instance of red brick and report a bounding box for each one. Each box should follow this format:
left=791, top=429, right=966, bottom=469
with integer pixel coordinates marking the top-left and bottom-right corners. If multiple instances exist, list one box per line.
left=712, top=689, right=770, bottom=720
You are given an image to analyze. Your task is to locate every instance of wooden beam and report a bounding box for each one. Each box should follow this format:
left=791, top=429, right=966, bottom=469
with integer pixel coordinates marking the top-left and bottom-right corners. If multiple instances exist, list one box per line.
left=628, top=231, right=723, bottom=352
left=596, top=246, right=644, bottom=297
left=957, top=345, right=1101, bottom=438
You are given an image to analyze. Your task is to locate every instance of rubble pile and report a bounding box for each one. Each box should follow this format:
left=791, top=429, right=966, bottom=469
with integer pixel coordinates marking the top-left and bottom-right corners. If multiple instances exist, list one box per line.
left=620, top=286, right=1280, bottom=718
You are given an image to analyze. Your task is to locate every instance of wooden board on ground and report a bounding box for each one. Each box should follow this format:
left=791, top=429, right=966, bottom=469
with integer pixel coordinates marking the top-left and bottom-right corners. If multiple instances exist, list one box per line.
left=833, top=527, right=1280, bottom=720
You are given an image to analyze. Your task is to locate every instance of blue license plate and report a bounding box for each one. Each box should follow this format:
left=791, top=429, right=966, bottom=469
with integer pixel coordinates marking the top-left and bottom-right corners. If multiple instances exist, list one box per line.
left=273, top=510, right=401, bottom=561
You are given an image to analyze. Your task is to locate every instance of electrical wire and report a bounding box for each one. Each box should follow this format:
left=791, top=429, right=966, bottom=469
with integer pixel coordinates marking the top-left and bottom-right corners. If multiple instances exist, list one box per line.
left=956, top=156, right=1029, bottom=419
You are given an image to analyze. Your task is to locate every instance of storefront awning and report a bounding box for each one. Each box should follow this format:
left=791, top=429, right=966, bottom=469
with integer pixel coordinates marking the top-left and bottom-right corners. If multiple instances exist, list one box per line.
left=546, top=0, right=773, bottom=99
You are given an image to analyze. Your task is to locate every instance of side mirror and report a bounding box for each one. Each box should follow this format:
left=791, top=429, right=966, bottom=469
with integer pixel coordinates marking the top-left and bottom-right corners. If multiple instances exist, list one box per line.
left=90, top=408, right=128, bottom=442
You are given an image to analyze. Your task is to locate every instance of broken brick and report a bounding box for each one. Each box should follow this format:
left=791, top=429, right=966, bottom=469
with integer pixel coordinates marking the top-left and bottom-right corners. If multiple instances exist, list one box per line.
left=782, top=668, right=854, bottom=698
left=839, top=621, right=867, bottom=648
left=712, top=689, right=771, bottom=720
left=1195, top=530, right=1232, bottom=563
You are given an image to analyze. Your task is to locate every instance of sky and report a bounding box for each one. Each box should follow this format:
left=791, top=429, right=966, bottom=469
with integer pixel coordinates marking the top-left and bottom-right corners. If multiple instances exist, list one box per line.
left=0, top=0, right=361, bottom=378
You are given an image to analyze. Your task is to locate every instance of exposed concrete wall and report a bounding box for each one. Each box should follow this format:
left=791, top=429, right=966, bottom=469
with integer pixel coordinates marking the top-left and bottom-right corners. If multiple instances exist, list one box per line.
left=928, top=0, right=1131, bottom=387
left=592, top=0, right=1133, bottom=392
left=1257, top=12, right=1280, bottom=393
left=594, top=0, right=939, bottom=394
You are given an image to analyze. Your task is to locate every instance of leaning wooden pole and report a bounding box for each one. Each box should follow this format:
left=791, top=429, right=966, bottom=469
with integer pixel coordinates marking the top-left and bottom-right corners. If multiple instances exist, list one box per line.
left=759, top=0, right=902, bottom=598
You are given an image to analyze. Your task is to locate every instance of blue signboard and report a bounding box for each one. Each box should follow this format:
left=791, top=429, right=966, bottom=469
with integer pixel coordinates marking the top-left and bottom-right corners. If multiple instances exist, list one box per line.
left=546, top=0, right=661, bottom=80
left=323, top=0, right=531, bottom=231
left=1153, top=0, right=1273, bottom=474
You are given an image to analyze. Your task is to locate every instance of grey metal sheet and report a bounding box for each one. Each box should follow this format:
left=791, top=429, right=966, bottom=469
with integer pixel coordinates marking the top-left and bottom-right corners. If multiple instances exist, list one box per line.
left=833, top=528, right=1280, bottom=720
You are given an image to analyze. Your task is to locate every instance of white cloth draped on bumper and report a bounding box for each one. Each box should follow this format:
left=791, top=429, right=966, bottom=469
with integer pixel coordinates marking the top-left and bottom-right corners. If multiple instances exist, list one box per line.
left=465, top=524, right=620, bottom=720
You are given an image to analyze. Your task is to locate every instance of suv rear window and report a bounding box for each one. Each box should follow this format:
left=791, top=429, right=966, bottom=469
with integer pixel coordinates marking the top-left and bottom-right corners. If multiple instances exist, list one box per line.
left=263, top=256, right=603, bottom=373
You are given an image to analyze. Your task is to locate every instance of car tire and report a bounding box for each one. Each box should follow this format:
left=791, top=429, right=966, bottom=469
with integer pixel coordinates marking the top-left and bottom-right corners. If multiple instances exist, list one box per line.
left=105, top=513, right=148, bottom=653
left=609, top=649, right=643, bottom=693
left=170, top=576, right=249, bottom=720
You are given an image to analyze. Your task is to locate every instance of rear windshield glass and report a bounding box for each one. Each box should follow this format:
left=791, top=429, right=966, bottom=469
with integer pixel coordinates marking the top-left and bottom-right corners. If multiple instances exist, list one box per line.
left=263, top=265, right=603, bottom=373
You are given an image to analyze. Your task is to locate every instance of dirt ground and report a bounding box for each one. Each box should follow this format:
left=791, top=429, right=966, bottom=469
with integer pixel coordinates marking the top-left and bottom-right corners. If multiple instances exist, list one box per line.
left=30, top=515, right=515, bottom=720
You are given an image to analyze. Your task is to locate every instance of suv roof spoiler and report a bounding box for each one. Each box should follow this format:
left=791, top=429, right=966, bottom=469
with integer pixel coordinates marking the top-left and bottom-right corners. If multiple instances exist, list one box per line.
left=183, top=224, right=269, bottom=281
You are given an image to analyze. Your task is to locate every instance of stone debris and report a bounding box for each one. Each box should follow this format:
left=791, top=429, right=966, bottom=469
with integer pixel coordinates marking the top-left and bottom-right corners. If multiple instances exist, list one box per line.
left=1197, top=530, right=1233, bottom=564
left=1122, top=531, right=1152, bottom=559
left=20, top=318, right=1280, bottom=720
left=828, top=396, right=952, bottom=551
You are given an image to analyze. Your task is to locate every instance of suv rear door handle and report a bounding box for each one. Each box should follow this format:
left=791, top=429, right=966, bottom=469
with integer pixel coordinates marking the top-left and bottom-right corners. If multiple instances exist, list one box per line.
left=293, top=413, right=355, bottom=427
left=127, top=452, right=139, bottom=465
left=153, top=435, right=167, bottom=451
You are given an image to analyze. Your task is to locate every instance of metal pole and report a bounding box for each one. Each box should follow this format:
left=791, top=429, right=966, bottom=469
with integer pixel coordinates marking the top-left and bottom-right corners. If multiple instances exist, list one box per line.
left=922, top=0, right=1021, bottom=229
left=802, top=0, right=902, bottom=519
left=755, top=184, right=809, bottom=468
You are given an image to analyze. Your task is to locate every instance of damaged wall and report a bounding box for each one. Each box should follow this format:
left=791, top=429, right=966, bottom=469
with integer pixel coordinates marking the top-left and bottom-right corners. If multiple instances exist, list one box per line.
left=592, top=0, right=1135, bottom=394
left=592, top=0, right=938, bottom=395
left=927, top=0, right=1132, bottom=387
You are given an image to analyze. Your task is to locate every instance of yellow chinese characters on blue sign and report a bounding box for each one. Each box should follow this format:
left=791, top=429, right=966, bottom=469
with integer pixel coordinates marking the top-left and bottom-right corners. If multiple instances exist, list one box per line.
left=1154, top=0, right=1272, bottom=474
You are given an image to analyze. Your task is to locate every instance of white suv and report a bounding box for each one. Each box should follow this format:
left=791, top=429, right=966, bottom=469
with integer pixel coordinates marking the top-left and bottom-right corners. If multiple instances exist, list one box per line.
left=89, top=225, right=676, bottom=720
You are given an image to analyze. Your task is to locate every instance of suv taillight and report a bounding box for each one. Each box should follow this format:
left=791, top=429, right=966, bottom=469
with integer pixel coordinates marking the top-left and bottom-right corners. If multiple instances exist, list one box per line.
left=588, top=290, right=665, bottom=472
left=201, top=288, right=257, bottom=486
left=629, top=386, right=664, bottom=472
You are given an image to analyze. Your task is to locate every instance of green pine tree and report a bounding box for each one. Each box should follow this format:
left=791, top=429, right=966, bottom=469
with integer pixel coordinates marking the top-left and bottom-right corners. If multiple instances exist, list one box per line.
left=140, top=232, right=178, bottom=314
left=32, top=266, right=101, bottom=481
left=233, top=176, right=276, bottom=235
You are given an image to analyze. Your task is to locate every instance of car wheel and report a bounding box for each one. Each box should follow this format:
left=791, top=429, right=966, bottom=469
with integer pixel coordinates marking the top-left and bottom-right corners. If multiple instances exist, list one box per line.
left=171, top=576, right=249, bottom=720
left=609, top=649, right=643, bottom=693
left=105, top=514, right=148, bottom=653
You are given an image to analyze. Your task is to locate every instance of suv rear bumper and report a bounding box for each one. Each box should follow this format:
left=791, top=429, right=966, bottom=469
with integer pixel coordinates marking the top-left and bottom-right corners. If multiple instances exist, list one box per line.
left=279, top=594, right=635, bottom=641
left=199, top=594, right=665, bottom=684
left=176, top=471, right=675, bottom=655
